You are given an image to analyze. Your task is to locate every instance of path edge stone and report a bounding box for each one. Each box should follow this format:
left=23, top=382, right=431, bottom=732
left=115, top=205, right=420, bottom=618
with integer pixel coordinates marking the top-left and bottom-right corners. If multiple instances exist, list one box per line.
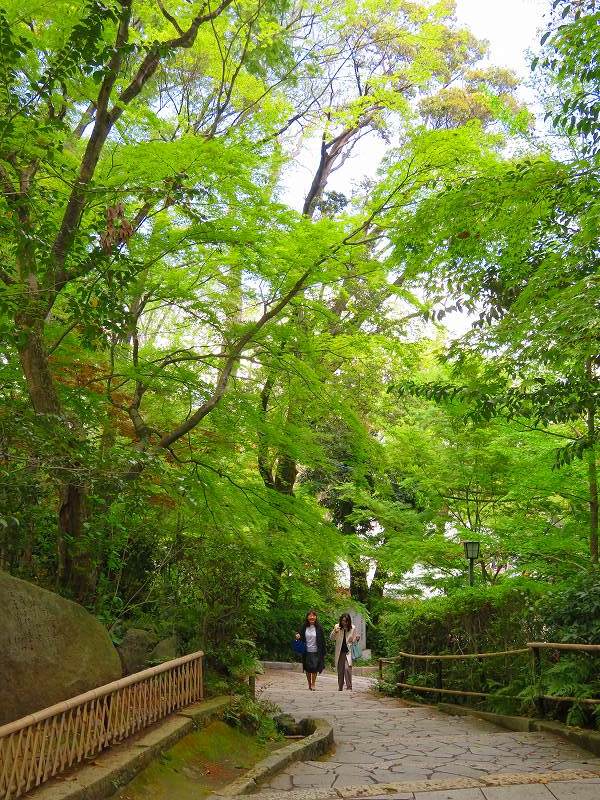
left=213, top=718, right=334, bottom=797
left=437, top=701, right=600, bottom=757
left=26, top=696, right=231, bottom=800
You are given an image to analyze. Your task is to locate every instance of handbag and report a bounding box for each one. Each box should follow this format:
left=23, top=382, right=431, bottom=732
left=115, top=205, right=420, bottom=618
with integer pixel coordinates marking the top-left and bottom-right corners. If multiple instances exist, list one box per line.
left=292, top=638, right=306, bottom=655
left=350, top=640, right=362, bottom=660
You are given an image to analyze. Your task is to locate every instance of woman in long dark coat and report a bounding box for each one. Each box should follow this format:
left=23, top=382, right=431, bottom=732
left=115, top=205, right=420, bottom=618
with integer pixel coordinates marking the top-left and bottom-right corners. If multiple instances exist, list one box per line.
left=295, top=609, right=326, bottom=690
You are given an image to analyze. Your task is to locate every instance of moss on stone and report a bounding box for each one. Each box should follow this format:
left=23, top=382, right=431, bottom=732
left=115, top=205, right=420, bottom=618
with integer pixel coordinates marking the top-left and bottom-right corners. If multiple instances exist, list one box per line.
left=113, top=720, right=276, bottom=800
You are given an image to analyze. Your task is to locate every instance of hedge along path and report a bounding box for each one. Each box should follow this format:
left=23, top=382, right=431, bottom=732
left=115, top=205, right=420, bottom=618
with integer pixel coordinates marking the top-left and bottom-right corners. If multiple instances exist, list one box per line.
left=252, top=669, right=600, bottom=800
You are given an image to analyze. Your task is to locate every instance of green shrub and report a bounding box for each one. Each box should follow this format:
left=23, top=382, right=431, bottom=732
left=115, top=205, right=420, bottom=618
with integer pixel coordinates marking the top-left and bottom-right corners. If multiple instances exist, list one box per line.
left=378, top=574, right=600, bottom=728
left=536, top=570, right=600, bottom=728
left=542, top=570, right=600, bottom=644
left=223, top=696, right=282, bottom=743
left=378, top=579, right=548, bottom=715
left=380, top=580, right=546, bottom=657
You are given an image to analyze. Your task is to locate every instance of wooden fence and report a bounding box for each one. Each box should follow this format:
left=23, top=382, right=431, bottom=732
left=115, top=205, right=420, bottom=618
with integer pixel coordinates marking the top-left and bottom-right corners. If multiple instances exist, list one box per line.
left=379, top=642, right=600, bottom=713
left=0, top=651, right=203, bottom=800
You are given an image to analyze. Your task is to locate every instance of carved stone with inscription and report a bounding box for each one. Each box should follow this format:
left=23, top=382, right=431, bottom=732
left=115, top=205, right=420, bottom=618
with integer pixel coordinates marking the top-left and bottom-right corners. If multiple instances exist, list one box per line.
left=0, top=571, right=122, bottom=725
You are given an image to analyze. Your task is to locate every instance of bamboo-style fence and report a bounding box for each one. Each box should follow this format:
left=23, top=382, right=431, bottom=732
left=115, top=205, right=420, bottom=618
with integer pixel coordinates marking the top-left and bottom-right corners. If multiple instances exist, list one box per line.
left=0, top=651, right=203, bottom=800
left=379, top=642, right=600, bottom=712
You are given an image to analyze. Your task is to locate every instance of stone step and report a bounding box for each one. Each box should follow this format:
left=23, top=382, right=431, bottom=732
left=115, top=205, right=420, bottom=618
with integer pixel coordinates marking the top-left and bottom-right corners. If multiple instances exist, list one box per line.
left=296, top=755, right=600, bottom=770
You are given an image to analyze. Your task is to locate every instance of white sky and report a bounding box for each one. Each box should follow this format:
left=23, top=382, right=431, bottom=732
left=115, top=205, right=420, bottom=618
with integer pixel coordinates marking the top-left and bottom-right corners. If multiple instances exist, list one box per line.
left=455, top=0, right=546, bottom=78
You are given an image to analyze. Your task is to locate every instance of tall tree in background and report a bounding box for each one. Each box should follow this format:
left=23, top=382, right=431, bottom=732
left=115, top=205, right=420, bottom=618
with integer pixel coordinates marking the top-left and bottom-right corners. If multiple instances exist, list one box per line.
left=252, top=0, right=525, bottom=603
left=536, top=0, right=600, bottom=152
left=0, top=0, right=377, bottom=598
left=382, top=0, right=600, bottom=566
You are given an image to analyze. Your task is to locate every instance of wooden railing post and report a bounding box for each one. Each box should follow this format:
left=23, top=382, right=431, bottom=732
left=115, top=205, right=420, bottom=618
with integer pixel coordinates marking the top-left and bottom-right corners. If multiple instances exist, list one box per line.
left=379, top=658, right=383, bottom=680
left=436, top=659, right=443, bottom=704
left=397, top=655, right=406, bottom=698
left=248, top=672, right=256, bottom=699
left=478, top=655, right=488, bottom=695
left=530, top=645, right=545, bottom=718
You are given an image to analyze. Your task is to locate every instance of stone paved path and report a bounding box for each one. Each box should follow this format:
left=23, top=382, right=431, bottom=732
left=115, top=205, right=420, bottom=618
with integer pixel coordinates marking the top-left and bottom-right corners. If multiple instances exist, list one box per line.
left=254, top=669, right=600, bottom=800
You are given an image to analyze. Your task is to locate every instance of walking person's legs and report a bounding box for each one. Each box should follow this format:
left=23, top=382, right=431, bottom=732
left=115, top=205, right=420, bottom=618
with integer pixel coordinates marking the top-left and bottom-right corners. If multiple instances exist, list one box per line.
left=337, top=652, right=345, bottom=690
left=310, top=672, right=317, bottom=690
left=345, top=661, right=352, bottom=690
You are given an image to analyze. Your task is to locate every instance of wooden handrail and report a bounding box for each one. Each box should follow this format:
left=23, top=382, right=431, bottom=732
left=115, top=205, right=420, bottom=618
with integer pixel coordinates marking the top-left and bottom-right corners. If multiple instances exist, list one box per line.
left=0, top=649, right=204, bottom=737
left=395, top=682, right=521, bottom=700
left=380, top=642, right=600, bottom=713
left=540, top=695, right=600, bottom=705
left=528, top=642, right=600, bottom=652
left=379, top=642, right=600, bottom=668
left=0, top=651, right=204, bottom=800
left=380, top=648, right=528, bottom=663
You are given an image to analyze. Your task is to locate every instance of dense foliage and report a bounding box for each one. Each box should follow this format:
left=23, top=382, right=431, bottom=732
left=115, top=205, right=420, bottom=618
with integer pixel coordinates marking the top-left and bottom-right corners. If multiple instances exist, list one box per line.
left=0, top=0, right=598, bottom=708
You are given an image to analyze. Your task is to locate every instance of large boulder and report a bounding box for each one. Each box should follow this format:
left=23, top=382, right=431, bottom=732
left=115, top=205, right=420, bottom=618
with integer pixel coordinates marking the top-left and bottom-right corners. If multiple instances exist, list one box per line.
left=149, top=635, right=178, bottom=665
left=116, top=628, right=159, bottom=675
left=0, top=571, right=122, bottom=725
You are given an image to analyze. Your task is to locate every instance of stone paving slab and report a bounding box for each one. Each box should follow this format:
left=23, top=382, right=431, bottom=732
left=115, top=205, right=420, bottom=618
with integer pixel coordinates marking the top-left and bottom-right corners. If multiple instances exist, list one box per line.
left=254, top=671, right=600, bottom=799
left=481, top=786, right=554, bottom=799
left=247, top=772, right=600, bottom=800
left=413, top=791, right=485, bottom=800
left=545, top=780, right=600, bottom=799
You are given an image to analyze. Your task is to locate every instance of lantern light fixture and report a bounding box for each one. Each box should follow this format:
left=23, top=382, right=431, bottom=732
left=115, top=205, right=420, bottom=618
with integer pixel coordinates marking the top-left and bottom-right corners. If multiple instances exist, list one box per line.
left=463, top=540, right=481, bottom=560
left=462, top=540, right=480, bottom=586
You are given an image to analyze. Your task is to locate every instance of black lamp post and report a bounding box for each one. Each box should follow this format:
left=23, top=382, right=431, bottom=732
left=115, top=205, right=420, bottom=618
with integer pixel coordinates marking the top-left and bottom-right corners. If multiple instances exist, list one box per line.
left=463, top=540, right=480, bottom=587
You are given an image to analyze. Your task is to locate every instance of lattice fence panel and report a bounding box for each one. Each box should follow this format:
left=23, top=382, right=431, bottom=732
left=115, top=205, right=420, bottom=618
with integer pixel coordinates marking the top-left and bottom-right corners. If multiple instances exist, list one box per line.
left=0, top=652, right=203, bottom=800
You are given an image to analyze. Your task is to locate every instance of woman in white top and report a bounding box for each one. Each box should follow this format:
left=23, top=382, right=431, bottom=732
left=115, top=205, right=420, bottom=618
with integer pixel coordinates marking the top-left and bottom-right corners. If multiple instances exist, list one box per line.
left=295, top=610, right=325, bottom=690
left=330, top=613, right=359, bottom=691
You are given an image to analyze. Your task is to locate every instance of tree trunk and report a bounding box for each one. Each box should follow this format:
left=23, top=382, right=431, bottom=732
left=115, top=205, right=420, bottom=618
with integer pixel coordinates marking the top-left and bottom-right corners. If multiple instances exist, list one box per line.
left=274, top=453, right=297, bottom=495
left=17, top=321, right=61, bottom=415
left=58, top=483, right=97, bottom=601
left=349, top=565, right=369, bottom=604
left=369, top=562, right=386, bottom=602
left=17, top=318, right=97, bottom=600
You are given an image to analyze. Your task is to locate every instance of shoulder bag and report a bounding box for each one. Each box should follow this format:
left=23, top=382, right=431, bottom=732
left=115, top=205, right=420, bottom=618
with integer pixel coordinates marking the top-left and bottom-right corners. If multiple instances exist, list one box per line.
left=292, top=638, right=306, bottom=655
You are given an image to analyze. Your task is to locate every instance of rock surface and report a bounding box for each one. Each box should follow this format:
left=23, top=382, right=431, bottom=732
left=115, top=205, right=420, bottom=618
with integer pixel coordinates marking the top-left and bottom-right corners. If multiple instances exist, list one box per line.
left=274, top=713, right=303, bottom=736
left=149, top=635, right=178, bottom=665
left=0, top=571, right=122, bottom=725
left=117, top=628, right=159, bottom=674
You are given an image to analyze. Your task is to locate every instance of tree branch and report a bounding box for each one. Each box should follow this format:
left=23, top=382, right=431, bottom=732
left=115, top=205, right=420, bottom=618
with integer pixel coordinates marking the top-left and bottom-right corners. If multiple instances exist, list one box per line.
left=52, top=0, right=235, bottom=291
left=159, top=263, right=314, bottom=449
left=157, top=0, right=184, bottom=35
left=52, top=0, right=133, bottom=280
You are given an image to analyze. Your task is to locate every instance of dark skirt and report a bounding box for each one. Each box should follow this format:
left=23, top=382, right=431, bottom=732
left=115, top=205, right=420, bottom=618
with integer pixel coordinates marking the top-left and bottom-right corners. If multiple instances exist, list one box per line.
left=304, top=651, right=321, bottom=673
